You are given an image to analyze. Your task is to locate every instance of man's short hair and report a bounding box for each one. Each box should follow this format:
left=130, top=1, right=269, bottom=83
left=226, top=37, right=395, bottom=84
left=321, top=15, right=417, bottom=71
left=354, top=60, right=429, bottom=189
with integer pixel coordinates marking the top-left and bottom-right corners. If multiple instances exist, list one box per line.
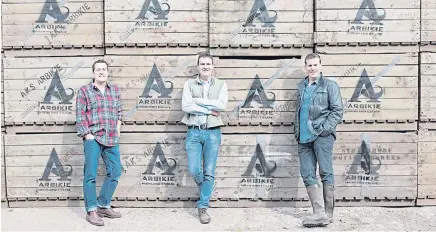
left=304, top=53, right=321, bottom=65
left=197, top=52, right=214, bottom=66
left=92, top=60, right=108, bottom=72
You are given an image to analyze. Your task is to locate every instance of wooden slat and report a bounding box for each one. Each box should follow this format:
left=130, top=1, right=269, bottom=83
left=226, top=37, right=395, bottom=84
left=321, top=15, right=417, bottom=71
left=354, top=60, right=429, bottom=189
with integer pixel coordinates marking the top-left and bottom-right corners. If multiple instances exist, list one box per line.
left=1, top=133, right=6, bottom=202
left=422, top=3, right=436, bottom=42
left=418, top=130, right=436, bottom=199
left=316, top=0, right=420, bottom=9
left=420, top=53, right=436, bottom=121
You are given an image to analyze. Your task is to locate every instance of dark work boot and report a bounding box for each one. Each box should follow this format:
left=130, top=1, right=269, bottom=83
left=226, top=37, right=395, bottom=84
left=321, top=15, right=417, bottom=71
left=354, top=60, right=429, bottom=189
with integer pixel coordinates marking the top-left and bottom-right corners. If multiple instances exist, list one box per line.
left=302, top=184, right=329, bottom=228
left=323, top=184, right=335, bottom=223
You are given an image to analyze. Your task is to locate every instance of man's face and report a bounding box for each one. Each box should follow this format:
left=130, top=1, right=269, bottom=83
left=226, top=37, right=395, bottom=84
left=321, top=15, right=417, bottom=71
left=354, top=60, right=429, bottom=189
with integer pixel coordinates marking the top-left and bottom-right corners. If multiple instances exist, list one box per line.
left=305, top=58, right=321, bottom=79
left=197, top=57, right=214, bottom=79
left=93, top=62, right=108, bottom=83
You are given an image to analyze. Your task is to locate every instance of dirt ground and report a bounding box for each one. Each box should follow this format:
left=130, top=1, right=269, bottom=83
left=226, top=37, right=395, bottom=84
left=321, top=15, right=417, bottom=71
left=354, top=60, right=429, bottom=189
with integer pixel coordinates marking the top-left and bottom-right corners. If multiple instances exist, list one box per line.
left=1, top=206, right=436, bottom=231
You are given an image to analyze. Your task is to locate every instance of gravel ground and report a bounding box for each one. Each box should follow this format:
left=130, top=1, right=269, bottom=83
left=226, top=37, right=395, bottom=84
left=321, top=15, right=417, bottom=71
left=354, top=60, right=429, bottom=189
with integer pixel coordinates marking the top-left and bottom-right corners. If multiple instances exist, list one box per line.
left=2, top=206, right=435, bottom=231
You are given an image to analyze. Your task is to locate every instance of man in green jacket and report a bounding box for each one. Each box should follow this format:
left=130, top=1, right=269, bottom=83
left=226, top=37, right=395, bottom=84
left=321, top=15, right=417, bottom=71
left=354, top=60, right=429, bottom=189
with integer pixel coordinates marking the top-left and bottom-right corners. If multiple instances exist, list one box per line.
left=181, top=52, right=228, bottom=224
left=295, top=53, right=344, bottom=227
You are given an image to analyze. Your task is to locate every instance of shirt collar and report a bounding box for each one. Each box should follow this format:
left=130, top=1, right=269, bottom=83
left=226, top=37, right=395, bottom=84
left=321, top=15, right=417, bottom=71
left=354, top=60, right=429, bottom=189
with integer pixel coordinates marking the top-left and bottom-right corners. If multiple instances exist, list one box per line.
left=304, top=76, right=321, bottom=86
left=90, top=80, right=111, bottom=90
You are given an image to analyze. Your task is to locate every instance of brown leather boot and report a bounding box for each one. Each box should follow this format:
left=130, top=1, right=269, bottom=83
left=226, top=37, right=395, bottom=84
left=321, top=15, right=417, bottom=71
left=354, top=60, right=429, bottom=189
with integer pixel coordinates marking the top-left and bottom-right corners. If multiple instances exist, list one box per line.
left=97, top=207, right=122, bottom=218
left=198, top=208, right=211, bottom=224
left=86, top=211, right=104, bottom=226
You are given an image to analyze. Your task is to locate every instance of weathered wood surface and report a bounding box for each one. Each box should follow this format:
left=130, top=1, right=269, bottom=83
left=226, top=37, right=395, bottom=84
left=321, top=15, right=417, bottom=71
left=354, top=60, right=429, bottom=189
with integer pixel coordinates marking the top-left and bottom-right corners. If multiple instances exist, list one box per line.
left=2, top=56, right=99, bottom=124
left=421, top=53, right=436, bottom=122
left=422, top=0, right=436, bottom=42
left=315, top=1, right=421, bottom=43
left=105, top=0, right=207, bottom=45
left=1, top=133, right=6, bottom=202
left=209, top=0, right=313, bottom=46
left=317, top=52, right=419, bottom=123
left=4, top=132, right=417, bottom=199
left=418, top=130, right=436, bottom=201
left=2, top=1, right=103, bottom=47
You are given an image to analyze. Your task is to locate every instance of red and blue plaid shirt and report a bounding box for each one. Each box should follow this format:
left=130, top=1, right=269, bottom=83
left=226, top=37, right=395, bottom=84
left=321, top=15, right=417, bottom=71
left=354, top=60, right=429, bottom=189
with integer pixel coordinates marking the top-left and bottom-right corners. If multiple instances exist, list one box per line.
left=76, top=81, right=123, bottom=146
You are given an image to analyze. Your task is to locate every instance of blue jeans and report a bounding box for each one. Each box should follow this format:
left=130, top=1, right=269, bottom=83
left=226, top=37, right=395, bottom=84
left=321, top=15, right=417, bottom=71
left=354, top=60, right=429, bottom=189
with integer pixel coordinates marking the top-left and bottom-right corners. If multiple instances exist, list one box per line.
left=298, top=134, right=335, bottom=186
left=83, top=139, right=122, bottom=212
left=185, top=127, right=222, bottom=209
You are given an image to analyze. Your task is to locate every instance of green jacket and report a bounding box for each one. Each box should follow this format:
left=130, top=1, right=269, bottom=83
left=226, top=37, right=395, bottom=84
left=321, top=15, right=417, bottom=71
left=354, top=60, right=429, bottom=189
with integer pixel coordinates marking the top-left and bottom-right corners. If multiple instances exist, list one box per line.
left=181, top=75, right=228, bottom=128
left=294, top=74, right=344, bottom=142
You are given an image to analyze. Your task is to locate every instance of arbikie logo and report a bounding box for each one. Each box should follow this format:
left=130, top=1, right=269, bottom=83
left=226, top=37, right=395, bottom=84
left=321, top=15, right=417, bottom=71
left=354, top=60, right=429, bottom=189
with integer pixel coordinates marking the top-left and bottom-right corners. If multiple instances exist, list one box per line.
left=239, top=75, right=277, bottom=120
left=138, top=64, right=173, bottom=109
left=34, top=0, right=70, bottom=33
left=345, top=135, right=381, bottom=185
left=242, top=0, right=277, bottom=37
left=38, top=70, right=75, bottom=115
left=142, top=142, right=177, bottom=186
left=37, top=148, right=72, bottom=192
left=135, top=0, right=170, bottom=30
left=240, top=143, right=277, bottom=189
left=349, top=0, right=385, bottom=35
left=344, top=68, right=384, bottom=113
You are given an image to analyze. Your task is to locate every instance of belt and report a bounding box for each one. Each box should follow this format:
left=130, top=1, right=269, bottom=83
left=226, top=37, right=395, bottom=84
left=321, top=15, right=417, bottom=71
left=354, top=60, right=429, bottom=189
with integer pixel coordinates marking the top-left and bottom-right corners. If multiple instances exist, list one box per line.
left=188, top=124, right=221, bottom=130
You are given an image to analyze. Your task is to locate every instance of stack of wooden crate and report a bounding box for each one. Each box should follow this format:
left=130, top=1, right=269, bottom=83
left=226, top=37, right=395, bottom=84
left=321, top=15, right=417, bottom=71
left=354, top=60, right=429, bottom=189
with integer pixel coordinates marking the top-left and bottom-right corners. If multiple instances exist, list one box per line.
left=314, top=0, right=421, bottom=205
left=2, top=0, right=104, bottom=207
left=1, top=0, right=435, bottom=209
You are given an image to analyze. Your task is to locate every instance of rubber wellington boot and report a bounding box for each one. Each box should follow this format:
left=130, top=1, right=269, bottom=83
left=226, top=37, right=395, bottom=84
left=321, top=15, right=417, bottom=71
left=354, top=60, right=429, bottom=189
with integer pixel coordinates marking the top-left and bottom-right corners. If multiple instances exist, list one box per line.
left=302, top=184, right=329, bottom=228
left=323, top=184, right=335, bottom=223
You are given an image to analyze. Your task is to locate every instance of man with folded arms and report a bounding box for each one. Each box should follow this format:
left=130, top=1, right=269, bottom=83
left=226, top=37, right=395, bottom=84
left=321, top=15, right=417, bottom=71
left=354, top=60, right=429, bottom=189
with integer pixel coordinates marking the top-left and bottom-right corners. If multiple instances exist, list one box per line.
left=181, top=52, right=228, bottom=224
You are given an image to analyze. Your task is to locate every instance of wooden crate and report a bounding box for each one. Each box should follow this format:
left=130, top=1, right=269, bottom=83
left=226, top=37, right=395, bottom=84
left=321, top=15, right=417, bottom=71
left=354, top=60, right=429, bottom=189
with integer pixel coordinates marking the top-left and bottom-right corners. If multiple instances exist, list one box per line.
left=105, top=0, right=208, bottom=55
left=209, top=0, right=313, bottom=56
left=417, top=130, right=436, bottom=205
left=315, top=0, right=421, bottom=43
left=422, top=0, right=436, bottom=45
left=4, top=131, right=416, bottom=203
left=1, top=0, right=104, bottom=53
left=3, top=56, right=103, bottom=125
left=316, top=44, right=419, bottom=131
left=420, top=52, right=436, bottom=129
left=104, top=55, right=307, bottom=126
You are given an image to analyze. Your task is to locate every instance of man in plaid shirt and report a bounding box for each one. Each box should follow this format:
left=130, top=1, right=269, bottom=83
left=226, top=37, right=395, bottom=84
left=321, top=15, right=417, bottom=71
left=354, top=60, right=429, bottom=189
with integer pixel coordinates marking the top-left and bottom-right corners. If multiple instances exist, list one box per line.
left=76, top=60, right=123, bottom=226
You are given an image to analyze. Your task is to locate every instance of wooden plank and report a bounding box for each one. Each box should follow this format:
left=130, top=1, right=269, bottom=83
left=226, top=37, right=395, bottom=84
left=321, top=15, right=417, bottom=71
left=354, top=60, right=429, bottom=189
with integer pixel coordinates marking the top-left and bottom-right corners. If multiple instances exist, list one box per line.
left=316, top=9, right=420, bottom=21
left=105, top=11, right=207, bottom=22
left=420, top=53, right=436, bottom=121
left=105, top=0, right=207, bottom=11
left=106, top=22, right=207, bottom=33
left=5, top=175, right=417, bottom=189
left=5, top=186, right=416, bottom=199
left=422, top=5, right=436, bottom=42
left=211, top=34, right=313, bottom=46
left=2, top=2, right=102, bottom=14
left=316, top=32, right=420, bottom=43
left=209, top=47, right=313, bottom=57
left=3, top=35, right=103, bottom=47
left=209, top=11, right=313, bottom=23
left=106, top=33, right=207, bottom=44
left=316, top=44, right=420, bottom=54
left=1, top=133, right=6, bottom=202
left=316, top=20, right=419, bottom=33
left=2, top=13, right=103, bottom=25
left=210, top=0, right=312, bottom=11
left=105, top=46, right=207, bottom=56
left=316, top=0, right=420, bottom=9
